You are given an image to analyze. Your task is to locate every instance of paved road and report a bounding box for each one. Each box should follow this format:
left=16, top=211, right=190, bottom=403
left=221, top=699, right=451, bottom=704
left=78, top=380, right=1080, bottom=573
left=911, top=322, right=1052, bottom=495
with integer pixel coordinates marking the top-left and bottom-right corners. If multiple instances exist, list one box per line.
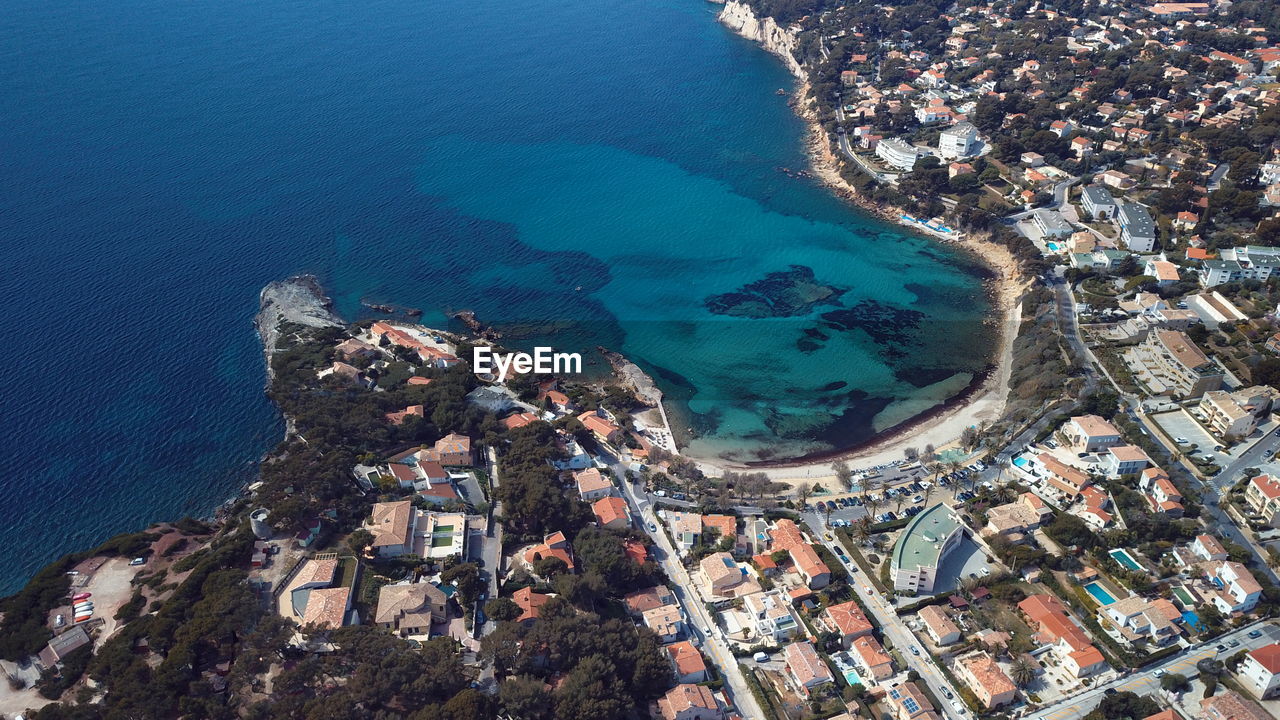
left=1035, top=621, right=1280, bottom=720
left=803, top=514, right=974, bottom=720
left=604, top=452, right=767, bottom=720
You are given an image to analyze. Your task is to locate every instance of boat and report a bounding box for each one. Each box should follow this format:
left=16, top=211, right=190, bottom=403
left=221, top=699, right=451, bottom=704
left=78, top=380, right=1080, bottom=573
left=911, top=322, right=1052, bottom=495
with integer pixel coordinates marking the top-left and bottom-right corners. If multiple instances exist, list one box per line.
left=72, top=592, right=91, bottom=601
left=73, top=613, right=93, bottom=622
left=74, top=602, right=94, bottom=609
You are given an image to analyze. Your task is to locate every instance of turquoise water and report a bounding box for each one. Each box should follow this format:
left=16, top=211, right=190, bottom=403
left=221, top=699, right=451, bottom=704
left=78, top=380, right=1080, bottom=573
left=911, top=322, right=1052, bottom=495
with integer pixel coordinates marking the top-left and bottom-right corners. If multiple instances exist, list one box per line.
left=1013, top=457, right=1029, bottom=467
left=0, top=0, right=991, bottom=591
left=1110, top=549, right=1142, bottom=572
left=1181, top=610, right=1202, bottom=631
left=1084, top=582, right=1117, bottom=605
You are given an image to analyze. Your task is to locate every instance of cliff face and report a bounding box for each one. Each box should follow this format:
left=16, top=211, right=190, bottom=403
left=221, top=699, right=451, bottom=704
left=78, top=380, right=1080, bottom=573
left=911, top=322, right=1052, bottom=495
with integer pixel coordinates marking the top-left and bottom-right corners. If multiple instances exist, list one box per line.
left=718, top=1, right=803, bottom=78
left=255, top=275, right=343, bottom=377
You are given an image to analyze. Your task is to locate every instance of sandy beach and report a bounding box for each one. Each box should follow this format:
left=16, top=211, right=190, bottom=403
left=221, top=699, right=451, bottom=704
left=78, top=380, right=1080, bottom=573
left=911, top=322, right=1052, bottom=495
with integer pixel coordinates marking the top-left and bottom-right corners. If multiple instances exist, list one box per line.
left=684, top=82, right=1030, bottom=488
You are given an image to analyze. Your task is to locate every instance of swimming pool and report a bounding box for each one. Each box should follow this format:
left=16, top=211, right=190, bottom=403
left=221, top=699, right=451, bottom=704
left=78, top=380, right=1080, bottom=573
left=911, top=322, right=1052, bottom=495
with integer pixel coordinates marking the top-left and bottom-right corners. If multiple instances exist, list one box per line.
left=1046, top=242, right=1060, bottom=252
left=1182, top=611, right=1203, bottom=631
left=1172, top=586, right=1195, bottom=606
left=1110, top=549, right=1142, bottom=572
left=1012, top=457, right=1028, bottom=468
left=1084, top=581, right=1116, bottom=606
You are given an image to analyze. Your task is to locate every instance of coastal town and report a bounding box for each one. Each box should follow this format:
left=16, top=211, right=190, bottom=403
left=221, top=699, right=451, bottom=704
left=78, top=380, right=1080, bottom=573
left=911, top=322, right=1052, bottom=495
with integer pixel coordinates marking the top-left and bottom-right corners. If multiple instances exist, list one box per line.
left=8, top=0, right=1280, bottom=718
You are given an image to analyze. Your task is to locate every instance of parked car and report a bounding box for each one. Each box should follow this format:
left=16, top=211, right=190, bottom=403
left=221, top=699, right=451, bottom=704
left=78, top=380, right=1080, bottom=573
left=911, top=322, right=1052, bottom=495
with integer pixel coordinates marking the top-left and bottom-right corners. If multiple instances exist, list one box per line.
left=129, top=557, right=146, bottom=566
left=55, top=614, right=64, bottom=628
left=1175, top=437, right=1189, bottom=444
left=753, top=652, right=770, bottom=662
left=1250, top=630, right=1263, bottom=639
left=647, top=523, right=657, bottom=533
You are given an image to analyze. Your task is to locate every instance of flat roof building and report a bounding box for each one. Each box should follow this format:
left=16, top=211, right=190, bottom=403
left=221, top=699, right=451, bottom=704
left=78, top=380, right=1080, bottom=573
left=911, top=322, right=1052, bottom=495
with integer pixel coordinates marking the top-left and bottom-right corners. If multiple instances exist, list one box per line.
left=891, top=503, right=965, bottom=594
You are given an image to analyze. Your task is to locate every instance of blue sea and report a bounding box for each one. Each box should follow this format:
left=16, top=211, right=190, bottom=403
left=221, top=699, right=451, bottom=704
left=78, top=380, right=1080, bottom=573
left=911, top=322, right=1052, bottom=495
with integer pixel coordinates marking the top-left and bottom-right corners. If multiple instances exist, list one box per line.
left=0, top=0, right=992, bottom=592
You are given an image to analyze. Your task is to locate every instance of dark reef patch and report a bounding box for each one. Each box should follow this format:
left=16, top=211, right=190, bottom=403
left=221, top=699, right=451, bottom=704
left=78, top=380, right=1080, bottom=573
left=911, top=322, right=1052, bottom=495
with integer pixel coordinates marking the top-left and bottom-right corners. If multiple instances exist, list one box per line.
left=892, top=366, right=961, bottom=389
left=705, top=265, right=847, bottom=318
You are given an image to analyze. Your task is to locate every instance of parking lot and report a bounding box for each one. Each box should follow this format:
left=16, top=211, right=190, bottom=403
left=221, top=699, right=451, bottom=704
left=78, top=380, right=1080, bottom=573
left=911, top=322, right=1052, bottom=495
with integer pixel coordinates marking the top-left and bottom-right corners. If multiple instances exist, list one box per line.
left=811, top=466, right=984, bottom=529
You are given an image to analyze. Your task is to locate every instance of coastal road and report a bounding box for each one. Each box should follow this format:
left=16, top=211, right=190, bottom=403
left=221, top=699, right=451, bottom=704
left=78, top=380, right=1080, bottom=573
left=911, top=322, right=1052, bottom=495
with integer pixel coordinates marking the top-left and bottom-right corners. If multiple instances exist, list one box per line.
left=1033, top=621, right=1280, bottom=720
left=604, top=453, right=767, bottom=720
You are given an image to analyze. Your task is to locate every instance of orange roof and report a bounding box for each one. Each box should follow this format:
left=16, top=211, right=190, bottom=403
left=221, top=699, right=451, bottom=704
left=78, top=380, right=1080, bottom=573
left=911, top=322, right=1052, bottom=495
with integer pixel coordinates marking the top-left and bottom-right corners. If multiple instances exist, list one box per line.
left=1186, top=248, right=1215, bottom=260
left=1018, top=594, right=1095, bottom=653
left=592, top=496, right=630, bottom=526
left=623, top=539, right=648, bottom=565
left=666, top=641, right=707, bottom=678
left=702, top=514, right=737, bottom=540
left=407, top=376, right=433, bottom=386
left=1252, top=475, right=1280, bottom=501
left=769, top=519, right=806, bottom=551
left=824, top=600, right=873, bottom=638
left=851, top=635, right=892, bottom=668
left=789, top=543, right=830, bottom=582
left=574, top=468, right=612, bottom=496
left=578, top=412, right=620, bottom=438
left=513, top=586, right=550, bottom=622
left=502, top=412, right=539, bottom=430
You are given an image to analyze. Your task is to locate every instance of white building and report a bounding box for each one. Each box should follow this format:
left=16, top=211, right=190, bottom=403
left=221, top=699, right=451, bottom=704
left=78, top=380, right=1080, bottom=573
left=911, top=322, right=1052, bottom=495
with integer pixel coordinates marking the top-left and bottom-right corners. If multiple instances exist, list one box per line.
left=1240, top=644, right=1280, bottom=699
left=937, top=122, right=979, bottom=159
left=891, top=504, right=965, bottom=594
left=1117, top=202, right=1156, bottom=252
left=876, top=138, right=923, bottom=170
left=1034, top=209, right=1073, bottom=238
left=1080, top=185, right=1117, bottom=220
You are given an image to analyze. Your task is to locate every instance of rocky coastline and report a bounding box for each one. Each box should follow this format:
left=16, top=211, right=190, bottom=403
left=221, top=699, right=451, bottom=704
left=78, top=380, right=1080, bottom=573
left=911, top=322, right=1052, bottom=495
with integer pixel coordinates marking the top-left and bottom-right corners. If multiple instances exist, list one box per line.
left=254, top=275, right=343, bottom=380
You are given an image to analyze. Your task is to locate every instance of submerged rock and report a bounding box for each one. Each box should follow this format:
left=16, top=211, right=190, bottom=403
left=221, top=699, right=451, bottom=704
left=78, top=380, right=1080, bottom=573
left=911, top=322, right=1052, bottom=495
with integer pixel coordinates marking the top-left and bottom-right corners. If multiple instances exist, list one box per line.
left=705, top=265, right=847, bottom=318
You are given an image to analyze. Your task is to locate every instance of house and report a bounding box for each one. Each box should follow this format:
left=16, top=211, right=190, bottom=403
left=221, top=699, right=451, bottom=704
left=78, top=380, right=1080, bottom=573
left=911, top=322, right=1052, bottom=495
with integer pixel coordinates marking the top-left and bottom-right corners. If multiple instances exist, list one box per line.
left=1193, top=534, right=1229, bottom=562
left=512, top=587, right=550, bottom=623
left=769, top=519, right=831, bottom=589
left=1246, top=474, right=1280, bottom=526
left=918, top=604, right=962, bottom=645
left=367, top=500, right=417, bottom=557
left=1019, top=594, right=1107, bottom=677
left=642, top=604, right=686, bottom=642
left=669, top=512, right=702, bottom=555
left=938, top=122, right=979, bottom=159
left=578, top=410, right=623, bottom=445
left=624, top=585, right=674, bottom=616
left=850, top=635, right=895, bottom=680
left=1205, top=561, right=1262, bottom=614
left=299, top=587, right=353, bottom=630
left=432, top=433, right=473, bottom=466
left=1033, top=454, right=1093, bottom=500
left=1117, top=202, right=1157, bottom=252
left=501, top=411, right=539, bottom=430
left=822, top=600, right=874, bottom=647
left=524, top=531, right=574, bottom=573
left=575, top=467, right=614, bottom=501
left=955, top=652, right=1018, bottom=708
left=1241, top=643, right=1280, bottom=699
left=1099, top=596, right=1181, bottom=647
left=1063, top=415, right=1121, bottom=452
left=1079, top=486, right=1114, bottom=529
left=983, top=492, right=1052, bottom=537
left=1081, top=185, right=1117, bottom=220
left=656, top=684, right=722, bottom=720
left=886, top=682, right=937, bottom=720
left=666, top=640, right=709, bottom=684
left=592, top=496, right=631, bottom=531
left=1071, top=136, right=1095, bottom=159
left=744, top=590, right=801, bottom=642
left=1145, top=259, right=1181, bottom=287
left=876, top=138, right=924, bottom=170
left=1103, top=445, right=1150, bottom=476
left=385, top=404, right=424, bottom=425
left=701, top=514, right=738, bottom=549
left=374, top=582, right=448, bottom=637
left=37, top=626, right=91, bottom=669
left=699, top=552, right=752, bottom=598
left=335, top=337, right=379, bottom=360
left=783, top=641, right=834, bottom=695
left=1141, top=469, right=1184, bottom=516
left=1201, top=690, right=1273, bottom=720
